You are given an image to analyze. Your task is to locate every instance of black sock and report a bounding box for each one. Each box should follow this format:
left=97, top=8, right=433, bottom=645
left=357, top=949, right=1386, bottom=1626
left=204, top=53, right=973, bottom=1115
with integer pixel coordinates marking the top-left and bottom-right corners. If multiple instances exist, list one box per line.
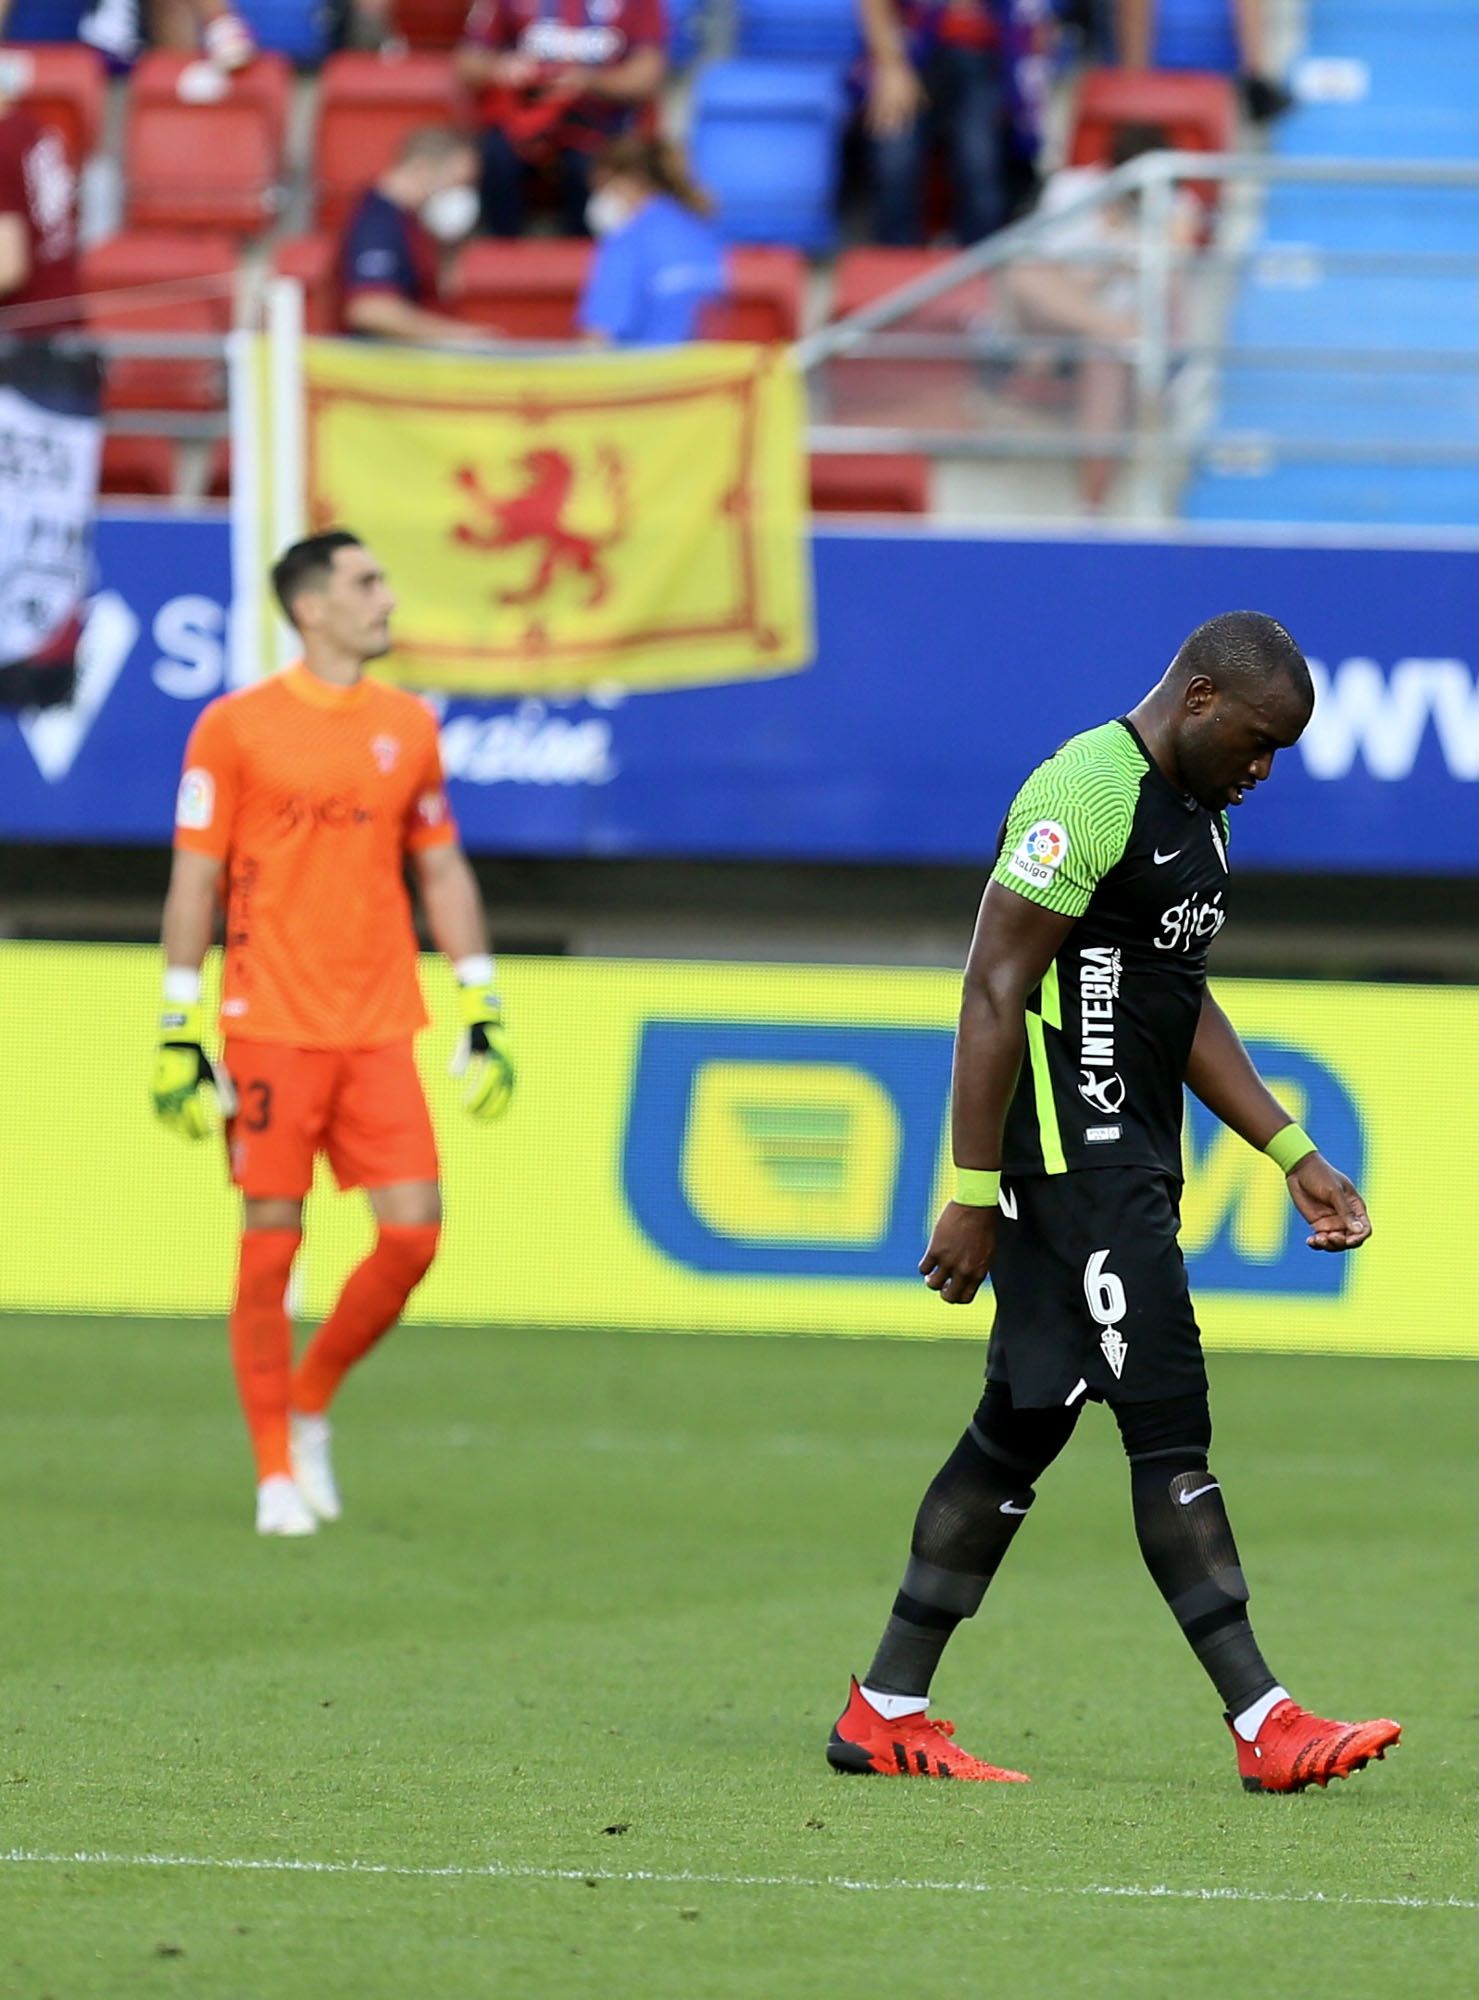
left=863, top=1390, right=1078, bottom=1699
left=1129, top=1449, right=1279, bottom=1717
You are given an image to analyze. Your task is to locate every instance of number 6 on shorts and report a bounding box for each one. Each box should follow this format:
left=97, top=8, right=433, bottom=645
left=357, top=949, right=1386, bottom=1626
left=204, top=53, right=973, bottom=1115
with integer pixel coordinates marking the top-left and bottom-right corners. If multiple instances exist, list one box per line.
left=1084, top=1249, right=1129, bottom=1380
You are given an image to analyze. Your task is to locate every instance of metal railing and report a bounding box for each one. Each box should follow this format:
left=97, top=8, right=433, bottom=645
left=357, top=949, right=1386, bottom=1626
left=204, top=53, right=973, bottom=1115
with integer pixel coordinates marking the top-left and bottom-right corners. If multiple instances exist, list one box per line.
left=6, top=149, right=1474, bottom=519
left=796, top=150, right=1479, bottom=518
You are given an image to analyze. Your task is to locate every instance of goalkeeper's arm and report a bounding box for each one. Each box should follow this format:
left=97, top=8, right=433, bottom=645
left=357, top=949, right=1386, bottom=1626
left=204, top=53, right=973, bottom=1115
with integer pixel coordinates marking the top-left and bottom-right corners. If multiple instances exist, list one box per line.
left=412, top=842, right=514, bottom=1121
left=154, top=847, right=235, bottom=1139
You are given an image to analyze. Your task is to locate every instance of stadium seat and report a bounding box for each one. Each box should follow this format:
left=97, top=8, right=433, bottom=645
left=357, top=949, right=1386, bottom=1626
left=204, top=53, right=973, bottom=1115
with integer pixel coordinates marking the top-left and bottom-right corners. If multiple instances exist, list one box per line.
left=313, top=52, right=464, bottom=235
left=689, top=61, right=847, bottom=254
left=453, top=239, right=590, bottom=338
left=1151, top=0, right=1240, bottom=73
left=0, top=43, right=105, bottom=170
left=0, top=0, right=84, bottom=39
left=124, top=51, right=290, bottom=236
left=666, top=0, right=708, bottom=67
left=237, top=0, right=332, bottom=62
left=81, top=231, right=236, bottom=413
left=736, top=0, right=860, bottom=64
left=1068, top=68, right=1236, bottom=200
left=206, top=439, right=233, bottom=499
left=701, top=246, right=805, bottom=343
left=826, top=246, right=990, bottom=427
left=271, top=232, right=338, bottom=333
left=98, top=433, right=177, bottom=499
left=809, top=452, right=930, bottom=513
left=394, top=0, right=469, bottom=49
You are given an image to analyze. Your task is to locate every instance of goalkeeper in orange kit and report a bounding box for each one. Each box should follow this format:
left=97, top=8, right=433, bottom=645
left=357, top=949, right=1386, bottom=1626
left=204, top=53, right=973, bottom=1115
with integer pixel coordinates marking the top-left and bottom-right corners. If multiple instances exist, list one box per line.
left=152, top=530, right=513, bottom=1536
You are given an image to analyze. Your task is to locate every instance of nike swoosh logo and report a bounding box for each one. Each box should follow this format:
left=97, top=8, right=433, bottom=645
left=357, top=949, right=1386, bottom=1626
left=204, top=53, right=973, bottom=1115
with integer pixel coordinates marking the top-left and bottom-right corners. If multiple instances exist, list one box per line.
left=1153, top=847, right=1182, bottom=865
left=999, top=1501, right=1029, bottom=1515
left=998, top=1185, right=1018, bottom=1220
left=1178, top=1481, right=1220, bottom=1506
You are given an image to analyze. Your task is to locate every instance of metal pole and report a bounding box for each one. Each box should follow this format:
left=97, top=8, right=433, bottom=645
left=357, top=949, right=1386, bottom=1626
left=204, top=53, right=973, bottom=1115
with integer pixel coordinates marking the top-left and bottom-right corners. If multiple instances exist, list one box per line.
left=266, top=275, right=306, bottom=672
left=1131, top=161, right=1176, bottom=521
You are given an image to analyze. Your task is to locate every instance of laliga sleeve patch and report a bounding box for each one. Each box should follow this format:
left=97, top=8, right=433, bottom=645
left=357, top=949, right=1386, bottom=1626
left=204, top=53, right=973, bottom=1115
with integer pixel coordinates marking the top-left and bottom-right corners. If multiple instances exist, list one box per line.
left=175, top=767, right=215, bottom=831
left=1006, top=818, right=1070, bottom=890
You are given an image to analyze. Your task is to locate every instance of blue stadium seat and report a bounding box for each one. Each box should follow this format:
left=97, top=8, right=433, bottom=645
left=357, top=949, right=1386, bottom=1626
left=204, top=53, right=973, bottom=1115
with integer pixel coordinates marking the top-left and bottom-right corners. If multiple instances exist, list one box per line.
left=1152, top=0, right=1240, bottom=74
left=236, top=0, right=332, bottom=62
left=667, top=0, right=708, bottom=67
left=735, top=0, right=861, bottom=64
left=2, top=0, right=86, bottom=41
left=1183, top=0, right=1478, bottom=526
left=690, top=60, right=847, bottom=253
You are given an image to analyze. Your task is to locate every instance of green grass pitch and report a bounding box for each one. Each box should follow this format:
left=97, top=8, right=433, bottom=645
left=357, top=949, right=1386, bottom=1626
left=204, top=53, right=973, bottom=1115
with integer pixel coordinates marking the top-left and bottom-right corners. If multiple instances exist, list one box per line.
left=1, top=1315, right=1473, bottom=2000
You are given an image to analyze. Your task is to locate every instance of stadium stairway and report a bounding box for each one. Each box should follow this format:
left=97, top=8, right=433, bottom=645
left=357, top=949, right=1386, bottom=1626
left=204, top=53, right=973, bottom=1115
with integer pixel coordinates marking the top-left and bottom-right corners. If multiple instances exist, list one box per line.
left=1182, top=0, right=1479, bottom=526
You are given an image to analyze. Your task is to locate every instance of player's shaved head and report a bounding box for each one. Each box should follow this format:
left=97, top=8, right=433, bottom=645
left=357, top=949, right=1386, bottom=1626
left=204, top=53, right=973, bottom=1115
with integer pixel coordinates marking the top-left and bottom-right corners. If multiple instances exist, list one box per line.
left=1131, top=610, right=1315, bottom=811
left=1169, top=610, right=1313, bottom=709
left=271, top=530, right=365, bottom=628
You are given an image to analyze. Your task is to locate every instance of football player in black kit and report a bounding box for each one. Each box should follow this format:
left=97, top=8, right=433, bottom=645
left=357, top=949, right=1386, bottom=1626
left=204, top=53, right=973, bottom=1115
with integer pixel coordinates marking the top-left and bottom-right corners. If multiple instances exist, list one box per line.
left=828, top=611, right=1399, bottom=1794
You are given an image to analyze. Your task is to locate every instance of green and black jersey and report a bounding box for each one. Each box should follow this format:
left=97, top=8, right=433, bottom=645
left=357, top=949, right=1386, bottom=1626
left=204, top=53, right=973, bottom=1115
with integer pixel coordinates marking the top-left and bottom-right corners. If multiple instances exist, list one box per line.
left=990, top=718, right=1231, bottom=1180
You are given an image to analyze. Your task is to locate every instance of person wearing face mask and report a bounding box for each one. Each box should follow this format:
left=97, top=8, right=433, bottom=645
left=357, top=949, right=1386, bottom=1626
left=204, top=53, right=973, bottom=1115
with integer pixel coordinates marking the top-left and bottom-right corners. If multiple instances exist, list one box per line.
left=337, top=126, right=492, bottom=346
left=577, top=135, right=725, bottom=347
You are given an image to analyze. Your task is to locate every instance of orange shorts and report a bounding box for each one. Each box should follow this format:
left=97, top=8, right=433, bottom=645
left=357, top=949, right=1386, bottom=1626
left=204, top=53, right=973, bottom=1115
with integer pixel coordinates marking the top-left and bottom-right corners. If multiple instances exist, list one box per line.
left=223, top=1038, right=439, bottom=1200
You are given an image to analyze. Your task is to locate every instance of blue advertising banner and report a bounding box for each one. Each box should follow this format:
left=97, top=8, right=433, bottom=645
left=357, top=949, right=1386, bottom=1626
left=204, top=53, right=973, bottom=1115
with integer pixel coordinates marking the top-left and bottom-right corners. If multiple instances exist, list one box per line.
left=0, top=515, right=1473, bottom=873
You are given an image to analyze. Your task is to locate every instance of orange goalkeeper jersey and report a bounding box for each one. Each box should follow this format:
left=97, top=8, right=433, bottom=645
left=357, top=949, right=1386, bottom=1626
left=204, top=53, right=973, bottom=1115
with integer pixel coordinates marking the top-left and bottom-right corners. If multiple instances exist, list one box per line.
left=172, top=664, right=457, bottom=1049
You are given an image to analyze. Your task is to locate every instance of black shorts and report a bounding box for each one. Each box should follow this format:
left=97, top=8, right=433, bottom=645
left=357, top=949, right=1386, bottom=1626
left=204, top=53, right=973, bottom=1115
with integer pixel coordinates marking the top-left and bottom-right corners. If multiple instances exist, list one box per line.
left=986, top=1168, right=1205, bottom=1409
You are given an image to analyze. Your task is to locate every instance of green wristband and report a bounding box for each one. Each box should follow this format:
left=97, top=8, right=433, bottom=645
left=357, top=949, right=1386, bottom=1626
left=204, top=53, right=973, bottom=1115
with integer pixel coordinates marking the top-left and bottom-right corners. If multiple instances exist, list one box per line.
left=954, top=1168, right=1001, bottom=1208
left=1265, top=1124, right=1316, bottom=1174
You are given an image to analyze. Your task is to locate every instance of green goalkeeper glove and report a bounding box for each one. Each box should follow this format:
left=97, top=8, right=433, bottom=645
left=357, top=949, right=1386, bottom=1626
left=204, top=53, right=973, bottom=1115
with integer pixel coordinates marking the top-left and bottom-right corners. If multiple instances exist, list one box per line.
left=450, top=978, right=514, bottom=1121
left=151, top=1000, right=236, bottom=1140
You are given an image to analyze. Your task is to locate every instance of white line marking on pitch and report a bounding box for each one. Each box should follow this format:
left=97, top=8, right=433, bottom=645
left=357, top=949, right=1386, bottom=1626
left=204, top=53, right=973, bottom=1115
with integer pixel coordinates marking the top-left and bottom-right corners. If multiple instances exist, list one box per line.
left=2, top=1851, right=1472, bottom=1913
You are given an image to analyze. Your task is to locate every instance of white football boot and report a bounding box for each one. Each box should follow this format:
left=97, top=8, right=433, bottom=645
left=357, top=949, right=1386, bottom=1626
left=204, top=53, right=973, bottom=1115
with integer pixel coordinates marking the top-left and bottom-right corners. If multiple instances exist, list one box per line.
left=289, top=1413, right=343, bottom=1523
left=255, top=1473, right=317, bottom=1537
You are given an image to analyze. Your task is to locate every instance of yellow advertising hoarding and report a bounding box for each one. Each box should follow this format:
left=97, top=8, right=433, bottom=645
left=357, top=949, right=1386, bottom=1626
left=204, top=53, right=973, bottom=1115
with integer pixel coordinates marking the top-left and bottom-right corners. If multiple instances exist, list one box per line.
left=1, top=944, right=1473, bottom=1359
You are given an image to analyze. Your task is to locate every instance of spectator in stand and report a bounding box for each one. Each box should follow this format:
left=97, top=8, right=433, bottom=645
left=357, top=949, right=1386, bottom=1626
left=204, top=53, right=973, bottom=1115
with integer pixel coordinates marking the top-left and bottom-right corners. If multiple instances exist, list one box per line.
left=0, top=57, right=80, bottom=335
left=1113, top=0, right=1292, bottom=121
left=1000, top=120, right=1197, bottom=509
left=857, top=0, right=1051, bottom=247
left=338, top=125, right=492, bottom=345
left=454, top=0, right=667, bottom=238
left=578, top=135, right=724, bottom=346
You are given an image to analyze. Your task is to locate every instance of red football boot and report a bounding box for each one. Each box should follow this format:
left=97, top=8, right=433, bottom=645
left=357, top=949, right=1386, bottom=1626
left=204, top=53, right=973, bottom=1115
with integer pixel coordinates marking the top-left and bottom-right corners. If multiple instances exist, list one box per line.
left=826, top=1677, right=1030, bottom=1782
left=1229, top=1699, right=1401, bottom=1794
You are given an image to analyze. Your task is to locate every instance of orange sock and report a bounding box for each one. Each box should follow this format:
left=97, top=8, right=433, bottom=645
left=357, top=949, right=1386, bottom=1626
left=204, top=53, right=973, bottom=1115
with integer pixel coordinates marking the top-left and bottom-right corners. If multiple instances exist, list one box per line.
left=230, top=1227, right=301, bottom=1482
left=290, top=1223, right=440, bottom=1417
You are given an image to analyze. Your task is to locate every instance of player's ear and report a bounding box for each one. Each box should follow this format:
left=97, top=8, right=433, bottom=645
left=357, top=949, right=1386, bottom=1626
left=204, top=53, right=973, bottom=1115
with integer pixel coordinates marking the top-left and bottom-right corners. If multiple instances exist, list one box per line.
left=1182, top=673, right=1215, bottom=715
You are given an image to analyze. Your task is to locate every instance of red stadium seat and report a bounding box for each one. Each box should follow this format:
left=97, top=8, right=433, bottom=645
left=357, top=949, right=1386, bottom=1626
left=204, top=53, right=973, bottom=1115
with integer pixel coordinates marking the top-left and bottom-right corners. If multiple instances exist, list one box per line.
left=702, top=246, right=804, bottom=344
left=313, top=52, right=464, bottom=235
left=98, top=433, right=177, bottom=498
left=809, top=452, right=930, bottom=514
left=81, top=231, right=236, bottom=413
left=124, top=51, right=290, bottom=236
left=271, top=233, right=339, bottom=334
left=395, top=0, right=470, bottom=50
left=1068, top=67, right=1236, bottom=211
left=830, top=246, right=992, bottom=324
left=206, top=439, right=232, bottom=499
left=0, top=43, right=105, bottom=170
left=827, top=248, right=991, bottom=428
left=453, top=238, right=591, bottom=339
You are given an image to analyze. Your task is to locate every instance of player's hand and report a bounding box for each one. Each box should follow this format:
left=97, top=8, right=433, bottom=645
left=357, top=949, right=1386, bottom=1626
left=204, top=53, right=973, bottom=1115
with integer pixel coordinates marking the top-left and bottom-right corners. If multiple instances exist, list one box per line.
left=151, top=1002, right=236, bottom=1140
left=919, top=1201, right=997, bottom=1304
left=451, top=981, right=514, bottom=1121
left=1286, top=1153, right=1372, bottom=1252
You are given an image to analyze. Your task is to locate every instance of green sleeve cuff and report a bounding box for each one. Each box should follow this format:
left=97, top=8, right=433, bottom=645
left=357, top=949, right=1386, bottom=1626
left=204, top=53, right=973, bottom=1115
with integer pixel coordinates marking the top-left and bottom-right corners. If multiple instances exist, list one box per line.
left=1265, top=1124, right=1316, bottom=1173
left=955, top=1168, right=1001, bottom=1208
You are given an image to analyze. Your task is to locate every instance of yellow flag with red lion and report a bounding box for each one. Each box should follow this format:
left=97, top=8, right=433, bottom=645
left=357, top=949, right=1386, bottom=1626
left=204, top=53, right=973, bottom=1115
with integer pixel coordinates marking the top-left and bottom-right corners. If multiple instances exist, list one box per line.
left=250, top=338, right=813, bottom=696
